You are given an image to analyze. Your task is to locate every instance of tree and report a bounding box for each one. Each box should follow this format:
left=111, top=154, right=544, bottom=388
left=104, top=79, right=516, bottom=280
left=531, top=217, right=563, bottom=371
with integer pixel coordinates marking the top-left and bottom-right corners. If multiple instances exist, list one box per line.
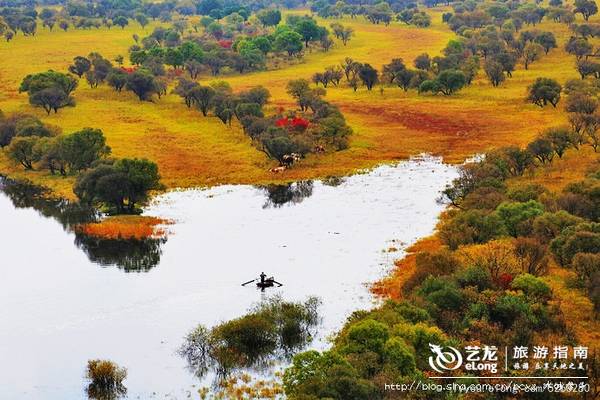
left=358, top=63, right=379, bottom=90
left=414, top=53, right=431, bottom=71
left=135, top=13, right=148, bottom=28
left=566, top=37, right=593, bottom=59
left=382, top=58, right=406, bottom=84
left=527, top=137, right=555, bottom=163
left=496, top=50, right=517, bottom=77
left=75, top=158, right=161, bottom=212
left=514, top=238, right=548, bottom=276
left=396, top=69, right=416, bottom=91
left=125, top=70, right=157, bottom=101
left=60, top=128, right=111, bottom=171
left=30, top=87, right=75, bottom=115
left=68, top=56, right=91, bottom=78
left=257, top=9, right=281, bottom=27
left=85, top=54, right=113, bottom=88
left=544, top=126, right=572, bottom=158
left=576, top=59, right=600, bottom=79
left=193, top=86, right=216, bottom=116
left=106, top=69, right=128, bottom=92
left=534, top=32, right=557, bottom=54
left=575, top=0, right=598, bottom=21
left=294, top=18, right=321, bottom=47
left=527, top=78, right=561, bottom=107
left=274, top=30, right=303, bottom=56
left=421, top=70, right=466, bottom=95
left=20, top=70, right=78, bottom=96
left=114, top=158, right=161, bottom=210
left=7, top=137, right=39, bottom=169
left=113, top=15, right=129, bottom=29
left=523, top=42, right=544, bottom=70
left=495, top=200, right=545, bottom=237
left=339, top=27, right=354, bottom=46
left=484, top=60, right=505, bottom=87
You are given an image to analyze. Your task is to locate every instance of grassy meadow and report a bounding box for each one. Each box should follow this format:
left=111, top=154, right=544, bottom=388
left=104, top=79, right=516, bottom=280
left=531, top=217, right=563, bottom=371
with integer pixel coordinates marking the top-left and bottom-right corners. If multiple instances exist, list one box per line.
left=0, top=6, right=594, bottom=198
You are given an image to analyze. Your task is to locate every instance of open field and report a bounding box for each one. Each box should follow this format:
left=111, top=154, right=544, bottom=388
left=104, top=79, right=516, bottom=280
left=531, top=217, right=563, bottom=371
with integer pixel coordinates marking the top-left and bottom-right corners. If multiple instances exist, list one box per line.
left=0, top=7, right=595, bottom=198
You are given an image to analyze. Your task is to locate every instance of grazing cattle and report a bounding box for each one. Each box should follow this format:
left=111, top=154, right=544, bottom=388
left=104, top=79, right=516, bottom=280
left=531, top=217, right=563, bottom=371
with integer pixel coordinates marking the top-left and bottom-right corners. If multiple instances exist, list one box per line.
left=282, top=154, right=295, bottom=167
left=290, top=153, right=302, bottom=162
left=269, top=166, right=286, bottom=173
left=314, top=145, right=325, bottom=153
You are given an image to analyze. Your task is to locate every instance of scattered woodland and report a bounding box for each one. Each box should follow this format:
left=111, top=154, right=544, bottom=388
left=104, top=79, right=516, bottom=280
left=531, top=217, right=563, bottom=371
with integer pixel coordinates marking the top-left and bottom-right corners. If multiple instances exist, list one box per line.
left=1, top=0, right=600, bottom=397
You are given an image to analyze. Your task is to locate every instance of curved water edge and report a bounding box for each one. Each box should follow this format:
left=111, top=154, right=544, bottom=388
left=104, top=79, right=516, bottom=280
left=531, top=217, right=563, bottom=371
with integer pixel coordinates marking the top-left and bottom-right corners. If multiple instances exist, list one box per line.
left=0, top=154, right=458, bottom=399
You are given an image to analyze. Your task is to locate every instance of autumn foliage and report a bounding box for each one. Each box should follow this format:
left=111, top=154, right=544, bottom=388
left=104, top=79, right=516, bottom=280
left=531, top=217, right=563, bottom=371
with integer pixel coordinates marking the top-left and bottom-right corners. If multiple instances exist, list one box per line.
left=75, top=215, right=170, bottom=240
left=274, top=116, right=310, bottom=130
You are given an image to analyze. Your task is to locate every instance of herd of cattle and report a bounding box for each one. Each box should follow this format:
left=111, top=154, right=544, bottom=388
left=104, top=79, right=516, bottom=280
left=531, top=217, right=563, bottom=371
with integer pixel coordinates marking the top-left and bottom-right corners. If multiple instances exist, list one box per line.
left=268, top=145, right=326, bottom=173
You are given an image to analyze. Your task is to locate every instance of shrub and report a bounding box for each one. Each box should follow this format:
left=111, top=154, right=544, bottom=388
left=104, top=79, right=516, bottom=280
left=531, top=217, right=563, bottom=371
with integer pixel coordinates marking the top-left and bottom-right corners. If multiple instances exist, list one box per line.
left=85, top=359, right=127, bottom=399
left=495, top=200, right=544, bottom=237
left=342, top=319, right=389, bottom=356
left=456, top=266, right=492, bottom=290
left=550, top=222, right=600, bottom=265
left=511, top=273, right=552, bottom=302
left=383, top=337, right=416, bottom=375
left=439, top=210, right=506, bottom=249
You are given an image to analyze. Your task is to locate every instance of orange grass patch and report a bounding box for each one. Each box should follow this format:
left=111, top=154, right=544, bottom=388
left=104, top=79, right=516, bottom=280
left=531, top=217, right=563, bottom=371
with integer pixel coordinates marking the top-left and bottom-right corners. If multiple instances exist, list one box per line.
left=75, top=215, right=171, bottom=240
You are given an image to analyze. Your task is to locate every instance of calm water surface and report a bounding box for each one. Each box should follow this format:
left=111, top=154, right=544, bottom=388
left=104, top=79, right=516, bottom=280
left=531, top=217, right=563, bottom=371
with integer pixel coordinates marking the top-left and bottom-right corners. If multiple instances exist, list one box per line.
left=0, top=155, right=457, bottom=399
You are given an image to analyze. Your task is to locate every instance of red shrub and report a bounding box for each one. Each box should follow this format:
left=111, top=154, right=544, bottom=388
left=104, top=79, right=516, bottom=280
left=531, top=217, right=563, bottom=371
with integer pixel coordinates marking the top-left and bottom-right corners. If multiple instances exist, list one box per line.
left=497, top=273, right=513, bottom=289
left=120, top=66, right=137, bottom=74
left=218, top=39, right=233, bottom=48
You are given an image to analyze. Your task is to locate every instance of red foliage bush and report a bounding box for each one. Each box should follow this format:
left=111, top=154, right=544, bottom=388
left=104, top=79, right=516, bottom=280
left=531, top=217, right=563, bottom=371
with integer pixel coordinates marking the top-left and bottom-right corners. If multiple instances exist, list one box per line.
left=218, top=40, right=233, bottom=48
left=497, top=273, right=513, bottom=289
left=120, top=66, right=137, bottom=74
left=275, top=116, right=310, bottom=130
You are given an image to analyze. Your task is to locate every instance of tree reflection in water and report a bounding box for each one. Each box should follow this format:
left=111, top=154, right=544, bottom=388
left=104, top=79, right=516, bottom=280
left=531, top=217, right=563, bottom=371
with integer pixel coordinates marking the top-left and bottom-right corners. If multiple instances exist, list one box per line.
left=0, top=176, right=165, bottom=271
left=74, top=233, right=165, bottom=272
left=259, top=181, right=314, bottom=208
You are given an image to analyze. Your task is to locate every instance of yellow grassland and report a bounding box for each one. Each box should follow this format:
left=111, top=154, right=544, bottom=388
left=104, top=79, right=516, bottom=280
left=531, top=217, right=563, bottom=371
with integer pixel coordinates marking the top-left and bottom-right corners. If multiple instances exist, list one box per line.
left=0, top=7, right=594, bottom=198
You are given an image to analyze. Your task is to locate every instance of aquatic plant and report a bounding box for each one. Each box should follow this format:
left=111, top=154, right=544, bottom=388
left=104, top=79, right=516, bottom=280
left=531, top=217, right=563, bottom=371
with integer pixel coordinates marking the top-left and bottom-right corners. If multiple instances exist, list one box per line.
left=179, top=296, right=320, bottom=378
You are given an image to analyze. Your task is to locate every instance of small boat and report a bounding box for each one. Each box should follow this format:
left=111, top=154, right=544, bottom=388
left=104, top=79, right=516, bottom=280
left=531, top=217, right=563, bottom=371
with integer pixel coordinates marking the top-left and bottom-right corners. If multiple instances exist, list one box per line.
left=242, top=272, right=283, bottom=290
left=256, top=278, right=277, bottom=288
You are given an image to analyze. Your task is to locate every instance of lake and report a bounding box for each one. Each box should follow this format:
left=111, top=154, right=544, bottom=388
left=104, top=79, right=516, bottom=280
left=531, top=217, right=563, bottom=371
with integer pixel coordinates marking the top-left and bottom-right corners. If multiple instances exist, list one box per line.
left=0, top=155, right=457, bottom=399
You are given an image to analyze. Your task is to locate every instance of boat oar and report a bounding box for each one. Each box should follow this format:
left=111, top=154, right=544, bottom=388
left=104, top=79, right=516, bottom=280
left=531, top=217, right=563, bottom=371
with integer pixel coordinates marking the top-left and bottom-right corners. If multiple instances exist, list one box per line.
left=241, top=279, right=256, bottom=286
left=272, top=280, right=283, bottom=287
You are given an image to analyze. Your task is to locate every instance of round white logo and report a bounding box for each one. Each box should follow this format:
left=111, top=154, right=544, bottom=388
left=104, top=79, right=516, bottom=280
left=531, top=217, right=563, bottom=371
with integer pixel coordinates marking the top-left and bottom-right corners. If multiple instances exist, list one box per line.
left=428, top=343, right=463, bottom=372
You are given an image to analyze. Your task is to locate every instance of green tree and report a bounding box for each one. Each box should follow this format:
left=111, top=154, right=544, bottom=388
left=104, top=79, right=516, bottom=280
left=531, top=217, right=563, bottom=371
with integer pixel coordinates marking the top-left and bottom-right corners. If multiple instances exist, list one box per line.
left=527, top=78, right=561, bottom=107
left=358, top=63, right=379, bottom=90
left=495, top=200, right=545, bottom=237
left=68, top=56, right=92, bottom=78
left=106, top=69, right=128, bottom=92
left=257, top=9, right=281, bottom=27
left=113, top=15, right=129, bottom=29
left=294, top=18, right=321, bottom=47
left=7, top=136, right=39, bottom=169
left=60, top=128, right=111, bottom=172
left=19, top=71, right=78, bottom=114
left=484, top=60, right=506, bottom=87
left=575, top=0, right=598, bottom=20
left=274, top=30, right=303, bottom=56
left=125, top=70, right=157, bottom=101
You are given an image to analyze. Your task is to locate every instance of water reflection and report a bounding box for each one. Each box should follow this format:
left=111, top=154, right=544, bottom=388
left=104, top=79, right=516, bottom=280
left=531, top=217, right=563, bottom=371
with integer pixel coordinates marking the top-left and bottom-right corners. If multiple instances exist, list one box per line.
left=179, top=296, right=320, bottom=382
left=259, top=181, right=314, bottom=208
left=86, top=384, right=127, bottom=400
left=0, top=176, right=97, bottom=229
left=0, top=176, right=165, bottom=271
left=74, top=234, right=166, bottom=272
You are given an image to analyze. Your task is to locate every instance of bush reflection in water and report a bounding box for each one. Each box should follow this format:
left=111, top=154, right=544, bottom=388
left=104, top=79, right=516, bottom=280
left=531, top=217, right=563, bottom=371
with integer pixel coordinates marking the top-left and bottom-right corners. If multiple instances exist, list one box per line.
left=179, top=296, right=321, bottom=380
